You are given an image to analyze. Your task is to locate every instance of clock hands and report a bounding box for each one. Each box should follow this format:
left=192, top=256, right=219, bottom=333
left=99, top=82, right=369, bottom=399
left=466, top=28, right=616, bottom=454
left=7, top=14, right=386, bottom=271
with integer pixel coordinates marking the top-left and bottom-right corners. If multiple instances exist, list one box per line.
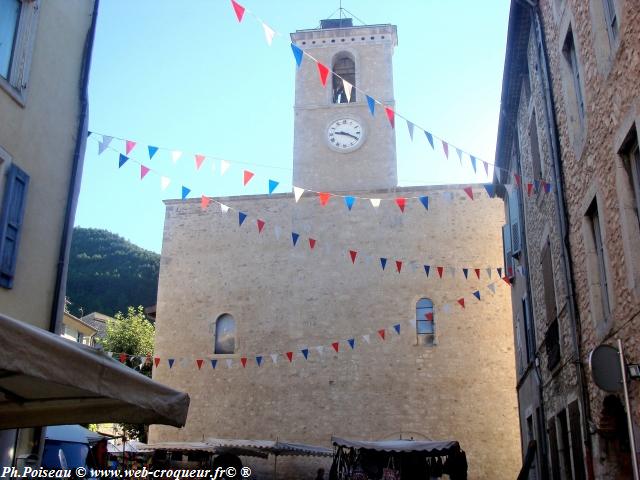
left=335, top=130, right=359, bottom=141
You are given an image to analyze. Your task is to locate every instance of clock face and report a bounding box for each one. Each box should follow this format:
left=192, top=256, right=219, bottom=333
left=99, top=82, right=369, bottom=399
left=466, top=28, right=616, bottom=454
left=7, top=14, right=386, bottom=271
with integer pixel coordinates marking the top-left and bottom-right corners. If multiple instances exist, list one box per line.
left=327, top=118, right=363, bottom=151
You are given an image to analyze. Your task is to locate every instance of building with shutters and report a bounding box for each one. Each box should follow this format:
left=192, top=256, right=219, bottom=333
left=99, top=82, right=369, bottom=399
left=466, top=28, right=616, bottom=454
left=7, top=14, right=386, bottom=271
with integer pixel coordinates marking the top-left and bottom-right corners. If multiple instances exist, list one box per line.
left=150, top=18, right=521, bottom=479
left=496, top=0, right=640, bottom=478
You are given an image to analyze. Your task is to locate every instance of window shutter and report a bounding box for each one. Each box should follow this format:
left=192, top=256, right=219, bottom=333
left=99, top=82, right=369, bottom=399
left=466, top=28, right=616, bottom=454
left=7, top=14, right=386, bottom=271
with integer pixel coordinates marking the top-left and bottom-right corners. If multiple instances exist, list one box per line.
left=509, top=188, right=521, bottom=255
left=541, top=242, right=557, bottom=323
left=0, top=164, right=29, bottom=288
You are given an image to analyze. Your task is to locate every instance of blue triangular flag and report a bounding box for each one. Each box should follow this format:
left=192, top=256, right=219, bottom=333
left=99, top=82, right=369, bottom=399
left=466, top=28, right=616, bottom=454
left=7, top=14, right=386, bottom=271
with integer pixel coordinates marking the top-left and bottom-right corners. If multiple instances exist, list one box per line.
left=473, top=290, right=481, bottom=300
left=463, top=268, right=469, bottom=279
left=347, top=338, right=355, bottom=349
left=544, top=182, right=552, bottom=193
left=181, top=186, right=190, bottom=200
left=534, top=179, right=540, bottom=193
left=292, top=232, right=299, bottom=246
left=118, top=154, right=129, bottom=168
left=344, top=196, right=355, bottom=211
left=291, top=43, right=304, bottom=67
left=210, top=359, right=217, bottom=369
left=424, top=131, right=434, bottom=149
left=238, top=212, right=247, bottom=225
left=268, top=179, right=279, bottom=194
left=470, top=156, right=477, bottom=173
left=256, top=356, right=263, bottom=366
left=424, top=265, right=430, bottom=277
left=484, top=184, right=496, bottom=198
left=419, top=196, right=429, bottom=210
left=366, top=95, right=375, bottom=115
left=301, top=348, right=309, bottom=359
left=380, top=258, right=387, bottom=270
left=497, top=267, right=503, bottom=277
left=168, top=358, right=175, bottom=369
left=148, top=145, right=159, bottom=159
left=393, top=324, right=401, bottom=334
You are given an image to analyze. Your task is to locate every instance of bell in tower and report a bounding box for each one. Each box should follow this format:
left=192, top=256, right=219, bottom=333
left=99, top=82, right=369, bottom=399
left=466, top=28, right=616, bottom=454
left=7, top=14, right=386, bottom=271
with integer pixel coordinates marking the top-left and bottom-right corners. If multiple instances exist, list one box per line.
left=290, top=19, right=398, bottom=192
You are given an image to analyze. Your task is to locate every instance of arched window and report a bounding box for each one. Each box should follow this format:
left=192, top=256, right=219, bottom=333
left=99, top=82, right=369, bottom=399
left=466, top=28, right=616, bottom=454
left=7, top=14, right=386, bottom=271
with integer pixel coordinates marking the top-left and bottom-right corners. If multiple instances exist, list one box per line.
left=416, top=298, right=435, bottom=346
left=214, top=314, right=236, bottom=354
left=332, top=54, right=355, bottom=104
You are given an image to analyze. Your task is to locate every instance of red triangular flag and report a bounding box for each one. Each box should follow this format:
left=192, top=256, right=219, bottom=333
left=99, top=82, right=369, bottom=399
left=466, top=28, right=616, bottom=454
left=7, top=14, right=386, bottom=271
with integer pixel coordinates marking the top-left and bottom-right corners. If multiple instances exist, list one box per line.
left=502, top=275, right=512, bottom=285
left=378, top=329, right=386, bottom=340
left=458, top=298, right=465, bottom=308
left=154, top=357, right=160, bottom=368
left=442, top=141, right=449, bottom=158
left=527, top=183, right=534, bottom=196
left=475, top=268, right=481, bottom=279
left=514, top=173, right=522, bottom=186
left=195, top=154, right=206, bottom=170
left=240, top=357, right=248, bottom=367
left=395, top=197, right=406, bottom=212
left=384, top=107, right=395, bottom=128
left=243, top=170, right=254, bottom=186
left=119, top=353, right=127, bottom=363
left=196, top=359, right=204, bottom=370
left=257, top=219, right=265, bottom=233
left=316, top=62, right=330, bottom=86
left=463, top=186, right=474, bottom=200
left=332, top=342, right=339, bottom=352
left=437, top=266, right=444, bottom=278
left=395, top=260, right=403, bottom=273
left=286, top=351, right=294, bottom=362
left=140, top=165, right=150, bottom=180
left=125, top=140, right=136, bottom=155
left=426, top=312, right=434, bottom=321
left=318, top=192, right=331, bottom=206
left=201, top=195, right=211, bottom=210
left=349, top=250, right=358, bottom=264
left=309, top=238, right=316, bottom=249
left=230, top=0, right=245, bottom=22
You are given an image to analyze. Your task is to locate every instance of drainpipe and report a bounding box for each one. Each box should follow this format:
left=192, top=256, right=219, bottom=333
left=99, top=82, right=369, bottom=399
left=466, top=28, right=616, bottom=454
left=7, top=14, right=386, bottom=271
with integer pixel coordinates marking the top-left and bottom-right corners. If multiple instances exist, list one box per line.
left=48, top=0, right=100, bottom=333
left=526, top=1, right=595, bottom=477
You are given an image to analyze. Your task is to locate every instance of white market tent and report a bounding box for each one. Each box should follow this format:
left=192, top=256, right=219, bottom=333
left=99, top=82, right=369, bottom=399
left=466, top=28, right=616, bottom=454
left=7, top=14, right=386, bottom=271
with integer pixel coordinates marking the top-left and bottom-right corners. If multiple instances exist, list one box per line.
left=0, top=313, right=190, bottom=429
left=45, top=425, right=105, bottom=445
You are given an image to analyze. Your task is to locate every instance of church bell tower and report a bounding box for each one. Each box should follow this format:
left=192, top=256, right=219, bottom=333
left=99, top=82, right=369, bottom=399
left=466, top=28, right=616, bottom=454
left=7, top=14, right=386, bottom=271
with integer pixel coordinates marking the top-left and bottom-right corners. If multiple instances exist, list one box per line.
left=291, top=20, right=398, bottom=192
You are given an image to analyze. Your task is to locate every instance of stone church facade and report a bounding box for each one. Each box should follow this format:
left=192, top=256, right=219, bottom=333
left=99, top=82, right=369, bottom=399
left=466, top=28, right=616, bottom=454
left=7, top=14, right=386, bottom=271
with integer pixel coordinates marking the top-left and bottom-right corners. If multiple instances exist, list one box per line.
left=151, top=21, right=520, bottom=479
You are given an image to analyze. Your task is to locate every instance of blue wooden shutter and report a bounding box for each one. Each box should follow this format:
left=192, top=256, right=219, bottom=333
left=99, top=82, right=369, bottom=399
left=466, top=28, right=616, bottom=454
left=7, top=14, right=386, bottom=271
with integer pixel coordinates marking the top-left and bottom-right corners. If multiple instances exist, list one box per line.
left=0, top=164, right=29, bottom=288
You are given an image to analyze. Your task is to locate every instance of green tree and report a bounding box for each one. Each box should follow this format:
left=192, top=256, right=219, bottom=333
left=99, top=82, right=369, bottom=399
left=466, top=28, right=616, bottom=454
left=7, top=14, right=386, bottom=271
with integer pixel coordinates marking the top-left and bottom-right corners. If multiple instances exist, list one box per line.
left=100, top=306, right=155, bottom=441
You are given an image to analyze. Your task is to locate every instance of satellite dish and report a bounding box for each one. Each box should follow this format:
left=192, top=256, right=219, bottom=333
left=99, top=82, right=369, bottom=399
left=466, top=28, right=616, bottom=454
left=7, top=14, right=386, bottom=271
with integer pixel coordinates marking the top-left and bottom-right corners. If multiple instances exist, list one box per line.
left=590, top=344, right=623, bottom=393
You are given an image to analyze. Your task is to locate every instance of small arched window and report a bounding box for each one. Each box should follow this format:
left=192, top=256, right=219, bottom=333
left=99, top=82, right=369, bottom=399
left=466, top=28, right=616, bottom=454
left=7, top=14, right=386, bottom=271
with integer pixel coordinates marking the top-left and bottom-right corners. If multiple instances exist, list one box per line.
left=214, top=314, right=236, bottom=354
left=416, top=298, right=435, bottom=346
left=332, top=54, right=355, bottom=103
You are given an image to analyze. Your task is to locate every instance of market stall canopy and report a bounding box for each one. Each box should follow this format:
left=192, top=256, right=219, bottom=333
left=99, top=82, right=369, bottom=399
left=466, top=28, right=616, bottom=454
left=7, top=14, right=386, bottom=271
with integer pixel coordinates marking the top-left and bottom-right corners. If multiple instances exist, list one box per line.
left=139, top=441, right=268, bottom=459
left=0, top=313, right=189, bottom=429
left=206, top=438, right=332, bottom=458
left=45, top=425, right=105, bottom=445
left=107, top=440, right=144, bottom=454
left=332, top=437, right=461, bottom=455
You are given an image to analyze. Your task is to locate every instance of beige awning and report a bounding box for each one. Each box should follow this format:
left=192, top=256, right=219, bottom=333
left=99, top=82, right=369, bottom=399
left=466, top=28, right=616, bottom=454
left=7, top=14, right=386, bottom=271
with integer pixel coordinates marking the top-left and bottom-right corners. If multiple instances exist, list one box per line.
left=0, top=313, right=189, bottom=428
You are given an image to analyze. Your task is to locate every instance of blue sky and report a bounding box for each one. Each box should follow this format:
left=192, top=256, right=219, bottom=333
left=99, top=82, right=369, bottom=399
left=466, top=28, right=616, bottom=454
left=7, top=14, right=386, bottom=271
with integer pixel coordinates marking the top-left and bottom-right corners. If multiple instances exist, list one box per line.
left=75, top=0, right=511, bottom=253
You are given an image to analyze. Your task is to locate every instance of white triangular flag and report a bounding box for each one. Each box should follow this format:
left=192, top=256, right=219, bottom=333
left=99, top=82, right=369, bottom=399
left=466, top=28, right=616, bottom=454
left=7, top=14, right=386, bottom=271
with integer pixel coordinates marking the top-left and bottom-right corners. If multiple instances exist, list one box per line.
left=179, top=357, right=188, bottom=368
left=270, top=353, right=279, bottom=364
left=443, top=192, right=454, bottom=203
left=362, top=334, right=371, bottom=344
left=448, top=267, right=456, bottom=278
left=486, top=267, right=492, bottom=279
left=443, top=304, right=452, bottom=314
left=410, top=261, right=418, bottom=272
left=225, top=359, right=233, bottom=369
left=370, top=198, right=381, bottom=208
left=293, top=186, right=305, bottom=202
left=160, top=176, right=171, bottom=190
left=315, top=346, right=324, bottom=356
left=262, top=22, right=276, bottom=46
left=101, top=135, right=113, bottom=147
left=406, top=120, right=414, bottom=141
left=220, top=203, right=230, bottom=213
left=364, top=255, right=373, bottom=265
left=171, top=150, right=182, bottom=163
left=98, top=136, right=112, bottom=155
left=505, top=184, right=515, bottom=195
left=220, top=160, right=230, bottom=176
left=274, top=225, right=282, bottom=240
left=210, top=159, right=216, bottom=173
left=488, top=283, right=496, bottom=293
left=343, top=79, right=353, bottom=102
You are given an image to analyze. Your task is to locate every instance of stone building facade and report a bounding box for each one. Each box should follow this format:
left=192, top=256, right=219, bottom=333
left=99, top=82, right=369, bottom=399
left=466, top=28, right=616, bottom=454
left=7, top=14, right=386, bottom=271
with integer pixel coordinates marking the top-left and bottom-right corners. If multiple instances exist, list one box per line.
left=151, top=20, right=521, bottom=479
left=497, top=0, right=640, bottom=478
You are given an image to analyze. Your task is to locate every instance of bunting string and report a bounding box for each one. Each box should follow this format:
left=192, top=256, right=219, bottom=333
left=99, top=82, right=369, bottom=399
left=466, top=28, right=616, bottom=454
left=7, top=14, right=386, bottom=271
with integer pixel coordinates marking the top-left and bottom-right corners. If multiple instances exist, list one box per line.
left=221, top=0, right=554, bottom=193
left=95, top=135, right=516, bottom=275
